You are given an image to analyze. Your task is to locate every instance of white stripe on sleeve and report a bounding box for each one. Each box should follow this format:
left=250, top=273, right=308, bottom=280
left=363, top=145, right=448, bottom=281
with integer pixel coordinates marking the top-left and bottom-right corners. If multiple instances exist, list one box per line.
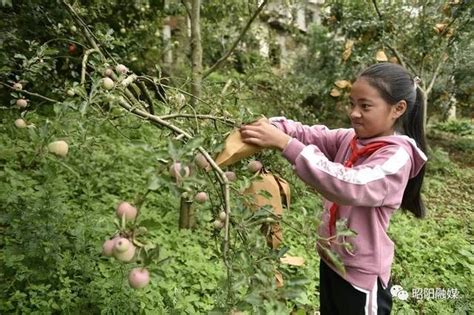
left=300, top=146, right=410, bottom=185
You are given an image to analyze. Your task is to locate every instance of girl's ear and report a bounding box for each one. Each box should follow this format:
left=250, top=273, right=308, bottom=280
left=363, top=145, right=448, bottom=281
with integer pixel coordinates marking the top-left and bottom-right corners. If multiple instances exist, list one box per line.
left=392, top=100, right=407, bottom=119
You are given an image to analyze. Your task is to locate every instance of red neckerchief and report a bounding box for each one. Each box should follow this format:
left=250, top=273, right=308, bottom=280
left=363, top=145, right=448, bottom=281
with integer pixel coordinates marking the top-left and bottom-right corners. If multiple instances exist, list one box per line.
left=328, top=136, right=389, bottom=236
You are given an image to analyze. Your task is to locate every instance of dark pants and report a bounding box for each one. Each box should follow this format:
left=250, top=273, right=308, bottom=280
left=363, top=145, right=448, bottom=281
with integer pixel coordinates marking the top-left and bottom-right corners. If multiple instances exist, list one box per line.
left=319, top=260, right=392, bottom=315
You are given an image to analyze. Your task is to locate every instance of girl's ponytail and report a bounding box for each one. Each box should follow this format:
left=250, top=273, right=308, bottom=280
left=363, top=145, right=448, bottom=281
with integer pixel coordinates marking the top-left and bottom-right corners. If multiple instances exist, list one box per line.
left=400, top=86, right=427, bottom=218
left=359, top=63, right=428, bottom=218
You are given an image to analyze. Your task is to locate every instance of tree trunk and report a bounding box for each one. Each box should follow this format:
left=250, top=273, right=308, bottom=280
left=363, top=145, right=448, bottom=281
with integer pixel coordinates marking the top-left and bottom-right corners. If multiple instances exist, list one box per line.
left=162, top=1, right=172, bottom=68
left=190, top=0, right=202, bottom=106
left=178, top=0, right=202, bottom=229
left=421, top=88, right=428, bottom=133
left=179, top=198, right=195, bottom=229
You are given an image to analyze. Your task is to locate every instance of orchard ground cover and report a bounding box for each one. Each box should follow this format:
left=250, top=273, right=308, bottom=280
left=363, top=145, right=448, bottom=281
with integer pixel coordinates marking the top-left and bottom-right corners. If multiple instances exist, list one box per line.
left=1, top=106, right=472, bottom=314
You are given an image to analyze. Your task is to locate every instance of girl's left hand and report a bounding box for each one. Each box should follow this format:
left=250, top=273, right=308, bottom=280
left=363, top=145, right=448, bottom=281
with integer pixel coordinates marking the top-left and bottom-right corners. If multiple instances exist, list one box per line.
left=240, top=118, right=291, bottom=151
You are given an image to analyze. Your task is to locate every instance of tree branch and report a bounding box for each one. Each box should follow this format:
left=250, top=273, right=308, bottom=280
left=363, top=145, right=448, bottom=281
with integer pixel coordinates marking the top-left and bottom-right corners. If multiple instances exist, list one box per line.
left=81, top=48, right=99, bottom=84
left=426, top=54, right=445, bottom=96
left=370, top=0, right=417, bottom=74
left=0, top=82, right=59, bottom=103
left=116, top=97, right=231, bottom=248
left=136, top=80, right=155, bottom=114
left=202, top=0, right=268, bottom=79
left=159, top=113, right=235, bottom=125
left=371, top=0, right=383, bottom=19
left=180, top=0, right=191, bottom=19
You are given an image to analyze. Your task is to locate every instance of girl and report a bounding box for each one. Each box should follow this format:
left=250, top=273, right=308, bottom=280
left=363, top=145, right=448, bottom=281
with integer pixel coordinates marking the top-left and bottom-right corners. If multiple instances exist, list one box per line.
left=239, top=63, right=427, bottom=315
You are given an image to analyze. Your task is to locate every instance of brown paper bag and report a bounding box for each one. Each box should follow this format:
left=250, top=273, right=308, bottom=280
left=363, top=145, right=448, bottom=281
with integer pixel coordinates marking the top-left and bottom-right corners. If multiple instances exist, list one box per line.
left=214, top=129, right=261, bottom=167
left=274, top=175, right=291, bottom=210
left=244, top=170, right=290, bottom=249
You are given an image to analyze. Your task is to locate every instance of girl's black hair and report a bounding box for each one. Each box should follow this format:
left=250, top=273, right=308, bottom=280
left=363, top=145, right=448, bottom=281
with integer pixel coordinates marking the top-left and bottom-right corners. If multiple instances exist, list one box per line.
left=358, top=63, right=427, bottom=218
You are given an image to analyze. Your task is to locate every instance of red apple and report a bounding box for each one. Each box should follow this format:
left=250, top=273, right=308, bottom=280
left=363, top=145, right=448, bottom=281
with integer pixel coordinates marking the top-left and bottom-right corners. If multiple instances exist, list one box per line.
left=48, top=140, right=69, bottom=157
left=13, top=82, right=22, bottom=91
left=218, top=211, right=227, bottom=221
left=104, top=68, right=114, bottom=77
left=16, top=99, right=28, bottom=108
left=116, top=201, right=137, bottom=221
left=68, top=43, right=77, bottom=54
left=224, top=171, right=236, bottom=182
left=194, top=153, right=209, bottom=169
left=247, top=160, right=263, bottom=173
left=113, top=238, right=136, bottom=262
left=213, top=219, right=224, bottom=229
left=102, top=238, right=116, bottom=257
left=14, top=118, right=27, bottom=128
left=113, top=237, right=131, bottom=253
left=115, top=64, right=128, bottom=74
left=128, top=267, right=150, bottom=289
left=194, top=192, right=208, bottom=204
left=102, top=77, right=114, bottom=90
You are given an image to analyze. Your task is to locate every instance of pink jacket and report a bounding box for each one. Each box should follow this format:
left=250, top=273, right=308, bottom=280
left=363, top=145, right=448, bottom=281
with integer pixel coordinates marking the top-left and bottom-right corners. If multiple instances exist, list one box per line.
left=270, top=117, right=427, bottom=290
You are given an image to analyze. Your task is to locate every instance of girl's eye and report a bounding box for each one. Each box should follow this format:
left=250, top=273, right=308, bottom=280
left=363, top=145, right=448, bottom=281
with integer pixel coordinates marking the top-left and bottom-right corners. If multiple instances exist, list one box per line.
left=361, top=104, right=371, bottom=109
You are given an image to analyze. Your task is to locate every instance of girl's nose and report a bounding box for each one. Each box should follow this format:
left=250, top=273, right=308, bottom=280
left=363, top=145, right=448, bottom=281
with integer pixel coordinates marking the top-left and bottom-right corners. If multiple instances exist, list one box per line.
left=350, top=108, right=361, bottom=119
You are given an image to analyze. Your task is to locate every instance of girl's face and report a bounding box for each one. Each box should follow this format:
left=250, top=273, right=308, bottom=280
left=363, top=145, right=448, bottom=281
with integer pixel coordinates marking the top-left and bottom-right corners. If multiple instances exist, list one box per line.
left=349, top=78, right=405, bottom=139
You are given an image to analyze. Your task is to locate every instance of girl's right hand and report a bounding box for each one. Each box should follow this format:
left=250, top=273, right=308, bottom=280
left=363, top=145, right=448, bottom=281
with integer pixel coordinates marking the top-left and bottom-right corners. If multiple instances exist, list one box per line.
left=240, top=118, right=291, bottom=151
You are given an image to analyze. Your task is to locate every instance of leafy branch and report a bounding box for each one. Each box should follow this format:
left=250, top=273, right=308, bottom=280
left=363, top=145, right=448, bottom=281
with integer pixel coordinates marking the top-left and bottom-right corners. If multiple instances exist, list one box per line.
left=62, top=0, right=238, bottom=267
left=202, top=0, right=269, bottom=79
left=0, top=82, right=59, bottom=103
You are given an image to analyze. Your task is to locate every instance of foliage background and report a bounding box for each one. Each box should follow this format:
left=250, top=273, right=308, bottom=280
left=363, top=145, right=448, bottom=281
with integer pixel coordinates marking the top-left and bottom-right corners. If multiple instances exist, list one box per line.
left=0, top=0, right=472, bottom=314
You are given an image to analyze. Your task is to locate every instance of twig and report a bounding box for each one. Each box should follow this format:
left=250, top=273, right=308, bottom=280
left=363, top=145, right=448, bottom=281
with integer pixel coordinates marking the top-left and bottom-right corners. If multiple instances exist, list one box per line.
left=221, top=79, right=232, bottom=95
left=81, top=48, right=99, bottom=84
left=137, top=76, right=168, bottom=105
left=160, top=82, right=212, bottom=107
left=118, top=97, right=191, bottom=140
left=136, top=80, right=155, bottom=114
left=180, top=0, right=191, bottom=19
left=203, top=0, right=269, bottom=79
left=0, top=82, right=59, bottom=103
left=371, top=0, right=383, bottom=19
left=159, top=113, right=235, bottom=125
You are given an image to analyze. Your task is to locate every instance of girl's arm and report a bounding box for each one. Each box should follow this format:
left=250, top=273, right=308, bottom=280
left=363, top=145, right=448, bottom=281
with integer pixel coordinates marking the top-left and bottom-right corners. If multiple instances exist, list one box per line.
left=269, top=117, right=351, bottom=161
left=283, top=139, right=412, bottom=208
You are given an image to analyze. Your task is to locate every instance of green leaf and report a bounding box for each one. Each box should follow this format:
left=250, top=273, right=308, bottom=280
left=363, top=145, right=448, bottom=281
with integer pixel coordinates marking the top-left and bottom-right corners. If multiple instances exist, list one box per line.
left=147, top=175, right=162, bottom=191
left=321, top=247, right=345, bottom=276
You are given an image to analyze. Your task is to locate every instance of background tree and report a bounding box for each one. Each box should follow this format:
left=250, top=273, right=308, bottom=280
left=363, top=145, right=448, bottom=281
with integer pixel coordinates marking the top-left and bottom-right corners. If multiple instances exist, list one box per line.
left=291, top=0, right=472, bottom=127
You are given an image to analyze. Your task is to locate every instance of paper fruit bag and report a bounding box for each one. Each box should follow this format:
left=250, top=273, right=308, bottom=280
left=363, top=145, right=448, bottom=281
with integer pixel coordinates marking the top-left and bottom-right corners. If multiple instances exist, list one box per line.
left=213, top=126, right=299, bottom=287
left=214, top=129, right=261, bottom=167
left=244, top=170, right=290, bottom=249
